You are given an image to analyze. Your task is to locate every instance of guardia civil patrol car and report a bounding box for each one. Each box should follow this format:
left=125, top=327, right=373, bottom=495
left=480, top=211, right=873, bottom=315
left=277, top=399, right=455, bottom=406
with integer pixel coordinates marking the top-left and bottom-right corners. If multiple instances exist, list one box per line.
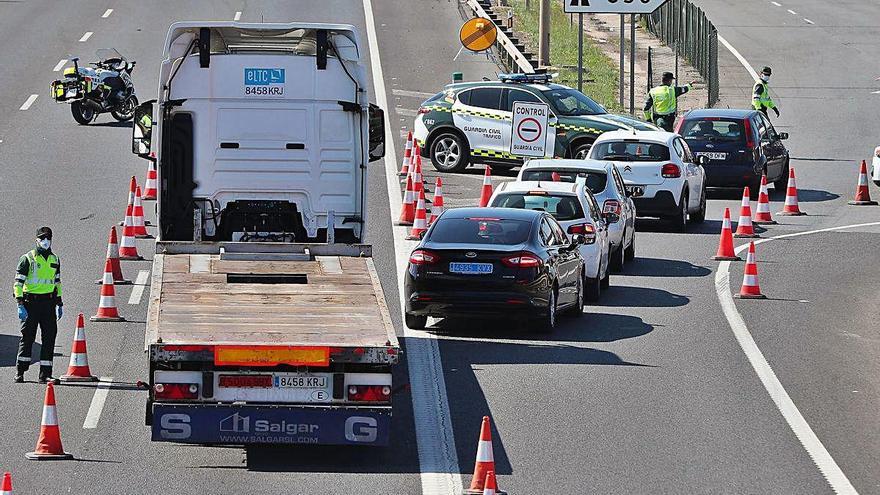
left=413, top=73, right=658, bottom=172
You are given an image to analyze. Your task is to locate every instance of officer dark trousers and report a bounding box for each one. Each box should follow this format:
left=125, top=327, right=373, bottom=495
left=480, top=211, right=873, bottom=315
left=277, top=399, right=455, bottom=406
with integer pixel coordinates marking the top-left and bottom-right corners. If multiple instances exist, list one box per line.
left=17, top=296, right=58, bottom=378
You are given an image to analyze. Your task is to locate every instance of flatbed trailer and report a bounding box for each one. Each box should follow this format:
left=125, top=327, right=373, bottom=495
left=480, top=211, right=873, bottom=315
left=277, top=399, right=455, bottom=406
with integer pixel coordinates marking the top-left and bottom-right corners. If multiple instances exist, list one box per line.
left=146, top=242, right=400, bottom=446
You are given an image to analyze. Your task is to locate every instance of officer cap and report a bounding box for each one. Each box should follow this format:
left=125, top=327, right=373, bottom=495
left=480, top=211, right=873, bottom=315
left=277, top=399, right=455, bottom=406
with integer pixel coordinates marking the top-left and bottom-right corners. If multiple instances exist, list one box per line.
left=36, top=226, right=52, bottom=239
left=662, top=72, right=674, bottom=81
left=761, top=66, right=772, bottom=75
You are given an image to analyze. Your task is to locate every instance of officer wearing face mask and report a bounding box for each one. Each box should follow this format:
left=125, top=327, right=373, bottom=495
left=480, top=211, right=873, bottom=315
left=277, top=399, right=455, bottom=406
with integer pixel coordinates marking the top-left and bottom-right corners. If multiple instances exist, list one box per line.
left=753, top=66, right=779, bottom=118
left=13, top=227, right=63, bottom=383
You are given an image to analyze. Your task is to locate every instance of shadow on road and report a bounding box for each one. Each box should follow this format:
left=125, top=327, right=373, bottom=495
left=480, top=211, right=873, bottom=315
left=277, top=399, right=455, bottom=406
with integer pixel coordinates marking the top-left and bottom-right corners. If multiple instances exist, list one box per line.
left=90, top=120, right=133, bottom=128
left=623, top=257, right=711, bottom=278
left=634, top=218, right=722, bottom=235
left=599, top=285, right=689, bottom=307
left=0, top=337, right=63, bottom=367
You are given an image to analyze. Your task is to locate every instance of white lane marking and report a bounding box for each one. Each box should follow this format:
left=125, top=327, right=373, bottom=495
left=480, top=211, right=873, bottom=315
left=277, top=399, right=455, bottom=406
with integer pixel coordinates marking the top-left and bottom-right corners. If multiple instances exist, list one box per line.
left=771, top=1, right=781, bottom=6
left=79, top=32, right=93, bottom=42
left=392, top=89, right=436, bottom=99
left=396, top=108, right=418, bottom=117
left=53, top=59, right=68, bottom=72
left=234, top=11, right=242, bottom=21
left=787, top=9, right=798, bottom=15
left=718, top=35, right=760, bottom=83
left=363, top=0, right=462, bottom=493
left=872, top=90, right=880, bottom=95
left=128, top=270, right=151, bottom=305
left=83, top=377, right=113, bottom=429
left=102, top=8, right=113, bottom=18
left=19, top=94, right=38, bottom=110
left=716, top=222, right=880, bottom=494
left=804, top=18, right=814, bottom=24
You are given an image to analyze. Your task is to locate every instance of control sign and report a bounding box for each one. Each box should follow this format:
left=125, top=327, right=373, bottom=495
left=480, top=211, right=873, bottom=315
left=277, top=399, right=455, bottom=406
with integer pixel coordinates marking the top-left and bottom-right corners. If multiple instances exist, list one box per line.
left=563, top=0, right=668, bottom=14
left=511, top=102, right=549, bottom=158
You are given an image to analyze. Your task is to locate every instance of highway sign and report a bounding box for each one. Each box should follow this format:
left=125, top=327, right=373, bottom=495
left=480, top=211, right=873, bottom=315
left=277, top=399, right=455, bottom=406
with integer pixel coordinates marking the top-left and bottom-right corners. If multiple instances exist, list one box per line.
left=564, top=0, right=668, bottom=14
left=511, top=102, right=549, bottom=158
left=459, top=17, right=497, bottom=52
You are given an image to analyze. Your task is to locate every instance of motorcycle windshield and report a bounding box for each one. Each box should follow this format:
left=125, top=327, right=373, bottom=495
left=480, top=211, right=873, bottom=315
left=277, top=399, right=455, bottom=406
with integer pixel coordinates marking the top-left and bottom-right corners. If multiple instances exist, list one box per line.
left=96, top=48, right=125, bottom=62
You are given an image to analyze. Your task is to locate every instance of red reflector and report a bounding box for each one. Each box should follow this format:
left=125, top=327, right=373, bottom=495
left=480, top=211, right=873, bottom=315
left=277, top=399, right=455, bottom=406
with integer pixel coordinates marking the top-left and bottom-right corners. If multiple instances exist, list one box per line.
left=502, top=252, right=541, bottom=268
left=218, top=375, right=272, bottom=388
left=410, top=249, right=439, bottom=265
left=348, top=385, right=392, bottom=402
left=154, top=383, right=199, bottom=400
left=416, top=296, right=432, bottom=301
left=506, top=299, right=526, bottom=305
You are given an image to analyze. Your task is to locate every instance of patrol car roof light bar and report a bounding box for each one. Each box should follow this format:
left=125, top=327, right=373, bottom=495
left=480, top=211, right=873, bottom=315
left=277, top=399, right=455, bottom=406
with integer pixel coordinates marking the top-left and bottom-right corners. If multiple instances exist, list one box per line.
left=498, top=73, right=552, bottom=84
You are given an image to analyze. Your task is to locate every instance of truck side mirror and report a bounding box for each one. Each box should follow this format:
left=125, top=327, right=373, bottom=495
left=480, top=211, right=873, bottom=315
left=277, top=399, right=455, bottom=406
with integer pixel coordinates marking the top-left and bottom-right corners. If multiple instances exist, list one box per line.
left=368, top=103, right=385, bottom=163
left=132, top=100, right=155, bottom=159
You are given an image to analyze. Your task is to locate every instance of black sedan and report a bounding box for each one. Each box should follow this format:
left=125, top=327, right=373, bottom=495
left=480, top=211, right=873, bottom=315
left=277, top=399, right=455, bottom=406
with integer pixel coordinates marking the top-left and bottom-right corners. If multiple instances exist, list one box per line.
left=404, top=207, right=586, bottom=333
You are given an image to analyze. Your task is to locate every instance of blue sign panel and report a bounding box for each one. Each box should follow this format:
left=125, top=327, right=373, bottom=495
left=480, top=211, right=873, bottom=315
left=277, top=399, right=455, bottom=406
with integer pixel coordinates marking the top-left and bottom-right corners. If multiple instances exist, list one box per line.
left=152, top=404, right=391, bottom=446
left=244, top=68, right=285, bottom=85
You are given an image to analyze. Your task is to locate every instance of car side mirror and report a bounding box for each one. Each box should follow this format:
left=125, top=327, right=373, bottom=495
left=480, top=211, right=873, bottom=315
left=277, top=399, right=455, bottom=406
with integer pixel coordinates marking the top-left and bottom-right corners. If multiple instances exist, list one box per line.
left=368, top=103, right=386, bottom=163
left=132, top=100, right=155, bottom=159
left=570, top=234, right=586, bottom=246
left=696, top=155, right=709, bottom=166
left=778, top=132, right=789, bottom=140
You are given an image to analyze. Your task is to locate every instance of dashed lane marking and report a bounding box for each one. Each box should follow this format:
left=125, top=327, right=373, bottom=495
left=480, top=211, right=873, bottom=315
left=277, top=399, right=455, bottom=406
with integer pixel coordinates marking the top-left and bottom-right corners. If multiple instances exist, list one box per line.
left=771, top=1, right=781, bottom=5
left=234, top=11, right=242, bottom=21
left=804, top=18, right=814, bottom=24
left=392, top=89, right=436, bottom=99
left=53, top=59, right=67, bottom=72
left=79, top=32, right=93, bottom=42
left=19, top=94, right=38, bottom=111
left=716, top=222, right=880, bottom=494
left=83, top=377, right=113, bottom=429
left=363, top=0, right=462, bottom=493
left=128, top=270, right=150, bottom=305
left=396, top=107, right=418, bottom=117
left=102, top=9, right=113, bottom=18
left=787, top=9, right=798, bottom=15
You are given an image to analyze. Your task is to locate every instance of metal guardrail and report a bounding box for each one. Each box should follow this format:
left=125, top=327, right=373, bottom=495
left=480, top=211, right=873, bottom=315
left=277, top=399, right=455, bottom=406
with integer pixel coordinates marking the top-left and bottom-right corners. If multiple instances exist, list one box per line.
left=645, top=0, right=719, bottom=107
left=461, top=0, right=536, bottom=74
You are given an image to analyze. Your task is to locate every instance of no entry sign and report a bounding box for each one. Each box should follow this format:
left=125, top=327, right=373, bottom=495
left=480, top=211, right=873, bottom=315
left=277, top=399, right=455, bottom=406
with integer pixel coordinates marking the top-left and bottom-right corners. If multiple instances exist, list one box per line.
left=511, top=102, right=549, bottom=157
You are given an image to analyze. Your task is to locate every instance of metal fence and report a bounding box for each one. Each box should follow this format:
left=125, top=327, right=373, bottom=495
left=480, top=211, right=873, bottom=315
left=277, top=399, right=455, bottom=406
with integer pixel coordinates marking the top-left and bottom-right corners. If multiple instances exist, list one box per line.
left=645, top=0, right=719, bottom=107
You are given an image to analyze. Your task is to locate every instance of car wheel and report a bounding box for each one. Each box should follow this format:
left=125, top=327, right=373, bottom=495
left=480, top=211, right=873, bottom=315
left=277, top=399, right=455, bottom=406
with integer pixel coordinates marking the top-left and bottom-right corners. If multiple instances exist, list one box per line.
left=584, top=272, right=601, bottom=302
left=568, top=273, right=585, bottom=317
left=773, top=160, right=790, bottom=191
left=405, top=313, right=427, bottom=330
left=624, top=233, right=636, bottom=262
left=570, top=142, right=593, bottom=160
left=430, top=132, right=470, bottom=172
left=689, top=188, right=707, bottom=223
left=610, top=243, right=625, bottom=272
left=536, top=289, right=557, bottom=333
left=665, top=191, right=688, bottom=232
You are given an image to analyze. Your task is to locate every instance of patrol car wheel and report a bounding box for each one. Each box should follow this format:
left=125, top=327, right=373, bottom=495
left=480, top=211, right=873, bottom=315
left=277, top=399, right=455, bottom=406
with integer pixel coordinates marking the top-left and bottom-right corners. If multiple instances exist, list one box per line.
left=430, top=132, right=469, bottom=172
left=571, top=142, right=593, bottom=160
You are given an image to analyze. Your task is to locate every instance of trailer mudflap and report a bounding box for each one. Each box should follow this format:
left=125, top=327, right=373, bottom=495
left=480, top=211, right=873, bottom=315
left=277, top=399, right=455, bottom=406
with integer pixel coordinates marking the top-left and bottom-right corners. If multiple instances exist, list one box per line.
left=152, top=403, right=391, bottom=446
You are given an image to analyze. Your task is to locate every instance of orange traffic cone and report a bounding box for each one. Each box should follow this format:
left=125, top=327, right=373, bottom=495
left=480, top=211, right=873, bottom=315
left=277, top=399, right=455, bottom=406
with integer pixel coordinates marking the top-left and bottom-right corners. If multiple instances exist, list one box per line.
left=397, top=174, right=416, bottom=226
left=1, top=472, right=11, bottom=495
left=778, top=167, right=806, bottom=216
left=430, top=177, right=445, bottom=224
left=131, top=186, right=152, bottom=237
left=398, top=132, right=413, bottom=177
left=60, top=313, right=98, bottom=382
left=97, top=226, right=131, bottom=285
left=479, top=166, right=493, bottom=207
left=734, top=187, right=758, bottom=238
left=712, top=208, right=741, bottom=261
left=734, top=242, right=766, bottom=299
left=142, top=159, right=158, bottom=200
left=848, top=160, right=877, bottom=206
left=407, top=189, right=428, bottom=240
left=753, top=175, right=776, bottom=224
left=482, top=470, right=507, bottom=495
left=413, top=152, right=424, bottom=196
left=120, top=176, right=137, bottom=227
left=118, top=219, right=143, bottom=260
left=91, top=258, right=125, bottom=322
left=465, top=416, right=498, bottom=494
left=25, top=382, right=73, bottom=460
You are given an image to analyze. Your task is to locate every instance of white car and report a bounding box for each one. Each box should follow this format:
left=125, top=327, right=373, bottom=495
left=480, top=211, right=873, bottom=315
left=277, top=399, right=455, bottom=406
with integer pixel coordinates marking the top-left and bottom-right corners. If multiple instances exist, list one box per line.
left=872, top=146, right=880, bottom=186
left=517, top=158, right=636, bottom=272
left=489, top=180, right=611, bottom=301
left=588, top=131, right=707, bottom=231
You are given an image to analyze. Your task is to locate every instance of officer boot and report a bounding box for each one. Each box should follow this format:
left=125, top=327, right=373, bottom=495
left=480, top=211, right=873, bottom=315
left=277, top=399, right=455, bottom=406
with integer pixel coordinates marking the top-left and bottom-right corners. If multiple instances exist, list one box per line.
left=38, top=366, right=59, bottom=384
left=14, top=363, right=26, bottom=383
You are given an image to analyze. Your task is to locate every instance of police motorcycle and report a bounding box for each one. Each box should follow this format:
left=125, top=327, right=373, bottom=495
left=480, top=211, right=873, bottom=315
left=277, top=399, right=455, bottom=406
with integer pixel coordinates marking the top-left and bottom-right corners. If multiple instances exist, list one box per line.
left=50, top=48, right=138, bottom=125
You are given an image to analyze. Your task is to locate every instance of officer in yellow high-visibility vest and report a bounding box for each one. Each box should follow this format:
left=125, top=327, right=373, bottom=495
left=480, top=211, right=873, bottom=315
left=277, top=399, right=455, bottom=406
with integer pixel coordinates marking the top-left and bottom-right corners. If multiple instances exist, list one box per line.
left=753, top=66, right=779, bottom=118
left=13, top=227, right=63, bottom=383
left=644, top=72, right=696, bottom=132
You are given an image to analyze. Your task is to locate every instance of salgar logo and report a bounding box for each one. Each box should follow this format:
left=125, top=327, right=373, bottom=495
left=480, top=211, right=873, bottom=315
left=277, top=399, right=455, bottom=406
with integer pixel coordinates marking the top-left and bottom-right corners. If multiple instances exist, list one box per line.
left=219, top=413, right=250, bottom=433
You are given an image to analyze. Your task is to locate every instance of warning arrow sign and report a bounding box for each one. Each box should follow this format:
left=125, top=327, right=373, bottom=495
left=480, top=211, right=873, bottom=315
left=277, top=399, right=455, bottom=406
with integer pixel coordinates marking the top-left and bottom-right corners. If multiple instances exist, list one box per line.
left=510, top=102, right=549, bottom=158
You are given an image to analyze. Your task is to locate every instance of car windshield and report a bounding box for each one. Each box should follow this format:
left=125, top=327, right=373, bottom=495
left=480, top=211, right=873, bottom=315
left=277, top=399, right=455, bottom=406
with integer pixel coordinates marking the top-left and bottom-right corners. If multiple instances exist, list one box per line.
left=520, top=169, right=607, bottom=194
left=591, top=141, right=670, bottom=162
left=95, top=48, right=125, bottom=62
left=681, top=118, right=745, bottom=143
left=492, top=193, right=585, bottom=221
left=542, top=88, right=606, bottom=116
left=428, top=217, right=533, bottom=245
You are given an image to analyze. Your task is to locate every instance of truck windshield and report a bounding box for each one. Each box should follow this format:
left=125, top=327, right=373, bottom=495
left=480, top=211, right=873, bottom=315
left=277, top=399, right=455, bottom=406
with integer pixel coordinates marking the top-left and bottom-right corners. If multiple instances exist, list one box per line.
left=542, top=88, right=607, bottom=116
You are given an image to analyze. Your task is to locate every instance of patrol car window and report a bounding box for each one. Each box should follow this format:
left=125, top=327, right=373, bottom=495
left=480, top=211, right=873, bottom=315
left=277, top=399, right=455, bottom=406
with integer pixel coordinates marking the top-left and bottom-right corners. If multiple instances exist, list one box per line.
left=520, top=169, right=607, bottom=194
left=427, top=217, right=532, bottom=245
left=592, top=141, right=670, bottom=161
left=680, top=118, right=745, bottom=143
left=492, top=193, right=585, bottom=222
left=457, top=90, right=471, bottom=106
left=542, top=89, right=606, bottom=116
left=504, top=89, right=543, bottom=112
left=466, top=88, right=503, bottom=110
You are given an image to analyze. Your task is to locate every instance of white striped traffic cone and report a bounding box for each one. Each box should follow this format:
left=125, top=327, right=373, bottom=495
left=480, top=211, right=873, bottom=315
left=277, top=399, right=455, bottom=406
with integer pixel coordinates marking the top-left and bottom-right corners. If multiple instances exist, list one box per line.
left=734, top=242, right=766, bottom=299
left=713, top=207, right=741, bottom=261
left=25, top=382, right=73, bottom=460
left=753, top=175, right=776, bottom=224
left=131, top=186, right=152, bottom=237
left=142, top=160, right=158, bottom=200
left=119, top=176, right=136, bottom=227
left=118, top=219, right=143, bottom=260
left=778, top=167, right=806, bottom=216
left=1, top=472, right=11, bottom=495
left=97, top=226, right=131, bottom=285
left=848, top=160, right=877, bottom=206
left=465, top=416, right=499, bottom=494
left=397, top=173, right=416, bottom=226
left=412, top=152, right=424, bottom=196
left=398, top=131, right=413, bottom=177
left=482, top=471, right=506, bottom=495
left=430, top=177, right=444, bottom=224
left=91, top=259, right=125, bottom=322
left=734, top=187, right=758, bottom=238
left=407, top=189, right=428, bottom=240
left=479, top=166, right=493, bottom=207
left=60, top=313, right=97, bottom=382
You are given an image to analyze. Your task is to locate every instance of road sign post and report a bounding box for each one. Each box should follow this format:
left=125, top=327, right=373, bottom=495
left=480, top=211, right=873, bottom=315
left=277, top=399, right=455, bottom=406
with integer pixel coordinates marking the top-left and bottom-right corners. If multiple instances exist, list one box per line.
left=510, top=102, right=550, bottom=158
left=577, top=13, right=584, bottom=92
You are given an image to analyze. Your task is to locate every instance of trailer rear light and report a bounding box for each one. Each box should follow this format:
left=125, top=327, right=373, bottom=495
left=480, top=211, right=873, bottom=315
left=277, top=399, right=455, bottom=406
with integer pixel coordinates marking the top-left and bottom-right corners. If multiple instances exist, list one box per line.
left=661, top=163, right=681, bottom=178
left=409, top=249, right=439, bottom=265
left=568, top=223, right=596, bottom=243
left=348, top=385, right=391, bottom=402
left=501, top=252, right=541, bottom=268
left=154, top=383, right=199, bottom=400
left=218, top=374, right=272, bottom=388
